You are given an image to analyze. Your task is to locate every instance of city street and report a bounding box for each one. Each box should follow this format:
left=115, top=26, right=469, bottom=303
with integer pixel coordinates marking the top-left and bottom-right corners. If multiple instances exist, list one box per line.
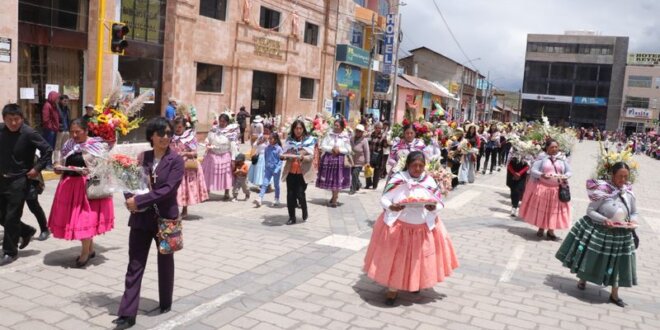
left=1, top=140, right=660, bottom=330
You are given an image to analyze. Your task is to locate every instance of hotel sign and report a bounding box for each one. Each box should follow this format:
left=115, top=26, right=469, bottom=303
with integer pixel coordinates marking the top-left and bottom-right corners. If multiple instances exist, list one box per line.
left=625, top=107, right=652, bottom=119
left=336, top=44, right=370, bottom=69
left=254, top=37, right=282, bottom=59
left=383, top=14, right=396, bottom=74
left=627, top=53, right=660, bottom=65
left=522, top=93, right=572, bottom=103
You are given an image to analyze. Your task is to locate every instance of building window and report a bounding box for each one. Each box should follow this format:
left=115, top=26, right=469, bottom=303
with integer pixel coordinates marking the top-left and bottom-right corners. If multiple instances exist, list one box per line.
left=624, top=96, right=650, bottom=108
left=379, top=0, right=390, bottom=16
left=19, top=0, right=88, bottom=32
left=350, top=22, right=364, bottom=48
left=353, top=0, right=366, bottom=6
left=196, top=63, right=223, bottom=93
left=376, top=37, right=385, bottom=55
left=200, top=0, right=227, bottom=21
left=628, top=75, right=653, bottom=88
left=121, top=0, right=167, bottom=44
left=300, top=78, right=315, bottom=99
left=655, top=78, right=660, bottom=89
left=576, top=65, right=599, bottom=81
left=259, top=7, right=281, bottom=31
left=550, top=63, right=575, bottom=80
left=527, top=42, right=612, bottom=55
left=304, top=22, right=319, bottom=45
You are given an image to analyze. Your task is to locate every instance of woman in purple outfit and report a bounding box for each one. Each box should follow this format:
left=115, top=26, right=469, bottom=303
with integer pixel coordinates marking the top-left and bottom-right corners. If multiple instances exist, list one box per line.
left=316, top=119, right=352, bottom=207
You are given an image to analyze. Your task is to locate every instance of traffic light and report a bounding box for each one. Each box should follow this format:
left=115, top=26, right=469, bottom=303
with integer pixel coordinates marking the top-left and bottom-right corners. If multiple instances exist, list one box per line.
left=110, top=23, right=129, bottom=54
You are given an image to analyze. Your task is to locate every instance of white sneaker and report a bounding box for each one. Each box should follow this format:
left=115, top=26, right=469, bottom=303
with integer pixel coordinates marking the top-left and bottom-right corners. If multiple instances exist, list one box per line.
left=510, top=207, right=517, bottom=217
left=231, top=197, right=238, bottom=202
left=254, top=199, right=262, bottom=207
left=273, top=199, right=280, bottom=207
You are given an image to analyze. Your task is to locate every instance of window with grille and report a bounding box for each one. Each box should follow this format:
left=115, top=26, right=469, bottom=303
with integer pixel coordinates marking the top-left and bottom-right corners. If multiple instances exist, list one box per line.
left=259, top=7, right=280, bottom=31
left=300, top=78, right=315, bottom=99
left=304, top=22, right=319, bottom=45
left=196, top=63, right=223, bottom=93
left=200, top=0, right=227, bottom=21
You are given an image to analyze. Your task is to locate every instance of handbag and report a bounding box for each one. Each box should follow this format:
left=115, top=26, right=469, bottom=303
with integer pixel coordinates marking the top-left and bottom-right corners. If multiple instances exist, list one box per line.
left=251, top=154, right=259, bottom=165
left=344, top=153, right=354, bottom=168
left=550, top=159, right=571, bottom=202
left=155, top=205, right=184, bottom=254
left=86, top=176, right=113, bottom=200
left=618, top=194, right=639, bottom=249
left=184, top=159, right=198, bottom=170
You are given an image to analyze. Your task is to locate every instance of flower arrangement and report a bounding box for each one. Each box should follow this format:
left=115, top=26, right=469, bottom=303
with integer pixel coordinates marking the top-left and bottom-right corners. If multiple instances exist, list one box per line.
left=110, top=153, right=150, bottom=194
left=87, top=72, right=145, bottom=144
left=594, top=145, right=639, bottom=183
left=518, top=115, right=576, bottom=154
left=426, top=158, right=454, bottom=195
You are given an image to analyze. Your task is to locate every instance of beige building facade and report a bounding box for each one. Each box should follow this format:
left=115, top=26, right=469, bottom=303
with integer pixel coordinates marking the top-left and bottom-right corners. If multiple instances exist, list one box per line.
left=619, top=54, right=660, bottom=134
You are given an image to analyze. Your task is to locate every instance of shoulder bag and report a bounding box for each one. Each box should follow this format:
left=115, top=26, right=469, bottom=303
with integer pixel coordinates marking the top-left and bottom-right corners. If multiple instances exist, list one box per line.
left=550, top=159, right=571, bottom=203
left=618, top=194, right=639, bottom=249
left=147, top=166, right=183, bottom=254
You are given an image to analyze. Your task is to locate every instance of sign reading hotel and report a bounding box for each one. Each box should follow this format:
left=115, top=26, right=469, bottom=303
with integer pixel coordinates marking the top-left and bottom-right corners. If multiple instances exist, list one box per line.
left=522, top=93, right=572, bottom=103
left=254, top=37, right=282, bottom=59
left=627, top=53, right=660, bottom=65
left=383, top=14, right=395, bottom=75
left=625, top=107, right=652, bottom=119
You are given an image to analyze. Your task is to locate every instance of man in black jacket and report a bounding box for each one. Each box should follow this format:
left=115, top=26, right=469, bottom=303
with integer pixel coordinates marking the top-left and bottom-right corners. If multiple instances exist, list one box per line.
left=236, top=106, right=250, bottom=144
left=0, top=104, right=52, bottom=266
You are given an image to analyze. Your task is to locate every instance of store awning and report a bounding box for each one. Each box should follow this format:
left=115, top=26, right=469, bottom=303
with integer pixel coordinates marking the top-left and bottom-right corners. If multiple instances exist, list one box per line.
left=397, top=78, right=418, bottom=90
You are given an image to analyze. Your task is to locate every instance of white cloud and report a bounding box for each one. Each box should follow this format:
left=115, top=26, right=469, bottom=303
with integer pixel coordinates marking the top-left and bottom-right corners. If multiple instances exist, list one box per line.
left=400, top=0, right=660, bottom=90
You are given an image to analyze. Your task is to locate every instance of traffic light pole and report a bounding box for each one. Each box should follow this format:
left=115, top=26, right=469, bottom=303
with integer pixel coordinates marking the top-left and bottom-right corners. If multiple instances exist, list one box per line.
left=95, top=0, right=106, bottom=105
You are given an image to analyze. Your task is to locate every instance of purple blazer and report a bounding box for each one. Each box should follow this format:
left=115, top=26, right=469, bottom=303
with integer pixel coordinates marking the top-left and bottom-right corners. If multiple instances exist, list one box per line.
left=129, top=147, right=184, bottom=232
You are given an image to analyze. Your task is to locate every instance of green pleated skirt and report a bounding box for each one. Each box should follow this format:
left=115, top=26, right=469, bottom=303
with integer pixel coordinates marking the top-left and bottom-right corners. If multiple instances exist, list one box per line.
left=555, top=216, right=637, bottom=287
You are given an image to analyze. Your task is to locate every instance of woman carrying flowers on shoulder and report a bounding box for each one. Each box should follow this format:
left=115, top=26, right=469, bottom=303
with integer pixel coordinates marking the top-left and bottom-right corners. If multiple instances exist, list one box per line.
left=316, top=117, right=352, bottom=207
left=387, top=123, right=427, bottom=175
left=556, top=161, right=638, bottom=307
left=364, top=151, right=458, bottom=306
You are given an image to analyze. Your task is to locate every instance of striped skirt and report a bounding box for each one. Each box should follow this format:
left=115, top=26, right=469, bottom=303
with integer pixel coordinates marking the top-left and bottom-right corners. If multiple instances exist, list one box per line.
left=555, top=216, right=637, bottom=287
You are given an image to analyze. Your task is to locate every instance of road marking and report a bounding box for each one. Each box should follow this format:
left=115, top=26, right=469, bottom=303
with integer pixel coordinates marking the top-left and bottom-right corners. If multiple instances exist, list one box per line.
left=470, top=183, right=509, bottom=192
left=152, top=290, right=244, bottom=330
left=315, top=234, right=370, bottom=251
left=445, top=190, right=482, bottom=209
left=499, top=244, right=525, bottom=283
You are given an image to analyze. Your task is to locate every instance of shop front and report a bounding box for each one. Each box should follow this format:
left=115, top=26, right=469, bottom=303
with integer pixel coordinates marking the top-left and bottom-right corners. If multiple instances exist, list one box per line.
left=335, top=44, right=370, bottom=120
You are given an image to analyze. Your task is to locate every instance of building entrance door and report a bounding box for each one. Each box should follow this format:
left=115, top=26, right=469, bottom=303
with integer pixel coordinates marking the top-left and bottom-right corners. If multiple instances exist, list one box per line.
left=251, top=71, right=277, bottom=118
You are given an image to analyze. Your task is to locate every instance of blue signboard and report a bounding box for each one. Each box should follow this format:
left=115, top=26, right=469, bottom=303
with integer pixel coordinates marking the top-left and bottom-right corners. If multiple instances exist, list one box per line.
left=336, top=63, right=361, bottom=92
left=383, top=14, right=396, bottom=74
left=336, top=44, right=370, bottom=69
left=573, top=97, right=607, bottom=106
left=374, top=73, right=390, bottom=93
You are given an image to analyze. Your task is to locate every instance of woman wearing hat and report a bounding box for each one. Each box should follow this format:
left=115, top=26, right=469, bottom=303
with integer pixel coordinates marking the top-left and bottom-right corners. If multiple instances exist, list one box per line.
left=458, top=124, right=480, bottom=184
left=251, top=115, right=264, bottom=144
left=350, top=124, right=370, bottom=194
left=201, top=114, right=239, bottom=200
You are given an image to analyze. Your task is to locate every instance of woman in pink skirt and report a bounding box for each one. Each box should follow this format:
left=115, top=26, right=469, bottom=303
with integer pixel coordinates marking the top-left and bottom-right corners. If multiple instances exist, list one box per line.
left=171, top=117, right=208, bottom=218
left=48, top=119, right=114, bottom=268
left=202, top=113, right=238, bottom=200
left=364, top=151, right=459, bottom=305
left=519, top=139, right=572, bottom=240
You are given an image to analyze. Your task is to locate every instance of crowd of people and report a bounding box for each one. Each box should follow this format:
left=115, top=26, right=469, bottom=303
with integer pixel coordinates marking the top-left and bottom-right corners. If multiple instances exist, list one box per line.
left=0, top=99, right=644, bottom=328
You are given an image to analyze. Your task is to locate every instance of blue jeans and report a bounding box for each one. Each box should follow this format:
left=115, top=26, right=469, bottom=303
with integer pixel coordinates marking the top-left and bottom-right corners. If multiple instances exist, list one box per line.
left=42, top=130, right=56, bottom=149
left=259, top=168, right=281, bottom=200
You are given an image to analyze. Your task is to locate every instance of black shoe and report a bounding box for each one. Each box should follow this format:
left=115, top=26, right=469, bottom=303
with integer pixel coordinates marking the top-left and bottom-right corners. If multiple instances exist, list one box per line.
left=609, top=295, right=627, bottom=307
left=37, top=231, right=50, bottom=241
left=19, top=228, right=37, bottom=250
left=286, top=218, right=296, bottom=225
left=112, top=316, right=136, bottom=329
left=75, top=256, right=90, bottom=268
left=160, top=306, right=171, bottom=314
left=0, top=254, right=18, bottom=266
left=302, top=209, right=308, bottom=222
left=577, top=281, right=586, bottom=290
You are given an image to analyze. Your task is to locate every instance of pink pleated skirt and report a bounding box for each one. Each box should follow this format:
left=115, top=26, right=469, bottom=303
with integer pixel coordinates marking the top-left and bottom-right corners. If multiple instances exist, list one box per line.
left=519, top=180, right=571, bottom=230
left=48, top=176, right=115, bottom=240
left=202, top=152, right=233, bottom=191
left=363, top=214, right=459, bottom=292
left=177, top=164, right=209, bottom=206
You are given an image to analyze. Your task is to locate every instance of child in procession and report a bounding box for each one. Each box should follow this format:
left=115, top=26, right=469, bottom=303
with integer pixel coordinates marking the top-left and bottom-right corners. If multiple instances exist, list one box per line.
left=255, top=133, right=283, bottom=207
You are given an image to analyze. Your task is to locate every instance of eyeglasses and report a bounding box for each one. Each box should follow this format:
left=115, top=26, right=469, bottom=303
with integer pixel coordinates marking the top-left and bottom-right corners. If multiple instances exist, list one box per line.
left=156, top=130, right=174, bottom=138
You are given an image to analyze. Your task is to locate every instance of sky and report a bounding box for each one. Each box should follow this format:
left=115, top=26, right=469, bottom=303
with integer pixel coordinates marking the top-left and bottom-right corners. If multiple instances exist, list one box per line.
left=399, top=0, right=660, bottom=91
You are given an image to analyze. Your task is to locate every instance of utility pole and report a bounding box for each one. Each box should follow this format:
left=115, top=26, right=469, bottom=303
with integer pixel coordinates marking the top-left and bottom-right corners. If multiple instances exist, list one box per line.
left=471, top=70, right=479, bottom=122
left=485, top=71, right=490, bottom=121
left=365, top=13, right=376, bottom=116
left=457, top=66, right=465, bottom=122
left=95, top=0, right=107, bottom=104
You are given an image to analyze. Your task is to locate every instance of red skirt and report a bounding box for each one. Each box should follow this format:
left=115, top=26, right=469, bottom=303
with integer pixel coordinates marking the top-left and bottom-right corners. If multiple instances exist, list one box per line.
left=363, top=213, right=459, bottom=291
left=48, top=176, right=115, bottom=240
left=519, top=180, right=571, bottom=230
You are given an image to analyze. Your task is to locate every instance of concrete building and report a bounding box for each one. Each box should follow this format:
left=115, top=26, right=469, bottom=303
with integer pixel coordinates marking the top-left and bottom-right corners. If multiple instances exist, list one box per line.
left=619, top=53, right=660, bottom=134
left=399, top=47, right=484, bottom=121
left=521, top=32, right=629, bottom=130
left=2, top=0, right=402, bottom=137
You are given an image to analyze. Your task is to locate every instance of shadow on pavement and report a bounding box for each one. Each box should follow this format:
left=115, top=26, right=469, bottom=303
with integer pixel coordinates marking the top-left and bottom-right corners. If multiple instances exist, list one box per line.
left=495, top=191, right=510, bottom=199
left=543, top=274, right=609, bottom=304
left=490, top=224, right=546, bottom=242
left=261, top=215, right=290, bottom=226
left=42, top=245, right=119, bottom=268
left=352, top=274, right=447, bottom=308
left=182, top=214, right=203, bottom=221
left=308, top=198, right=330, bottom=207
left=72, top=291, right=160, bottom=316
